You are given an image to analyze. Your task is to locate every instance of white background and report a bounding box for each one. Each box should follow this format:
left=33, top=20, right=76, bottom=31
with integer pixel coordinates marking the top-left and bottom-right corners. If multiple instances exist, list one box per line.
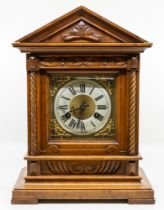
left=0, top=0, right=164, bottom=209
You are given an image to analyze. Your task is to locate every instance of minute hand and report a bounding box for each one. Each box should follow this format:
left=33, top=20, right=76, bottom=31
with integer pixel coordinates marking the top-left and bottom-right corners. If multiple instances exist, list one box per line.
left=69, top=104, right=89, bottom=113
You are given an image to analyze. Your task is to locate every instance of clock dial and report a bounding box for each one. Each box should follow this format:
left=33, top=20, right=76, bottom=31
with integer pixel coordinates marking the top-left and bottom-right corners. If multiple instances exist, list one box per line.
left=54, top=79, right=111, bottom=135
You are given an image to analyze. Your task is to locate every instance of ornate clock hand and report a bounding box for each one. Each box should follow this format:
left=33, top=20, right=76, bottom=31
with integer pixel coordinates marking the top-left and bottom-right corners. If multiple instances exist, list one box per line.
left=69, top=104, right=89, bottom=113
left=77, top=102, right=86, bottom=129
left=61, top=104, right=89, bottom=122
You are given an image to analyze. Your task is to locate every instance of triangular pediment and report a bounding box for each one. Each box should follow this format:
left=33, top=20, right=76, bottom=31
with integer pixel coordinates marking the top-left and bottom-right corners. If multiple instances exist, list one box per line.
left=15, top=6, right=147, bottom=44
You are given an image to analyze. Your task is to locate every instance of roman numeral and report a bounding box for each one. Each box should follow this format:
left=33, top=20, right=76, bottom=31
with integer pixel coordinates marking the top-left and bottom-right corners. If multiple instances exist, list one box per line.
left=68, top=86, right=76, bottom=95
left=80, top=83, right=85, bottom=93
left=89, top=86, right=95, bottom=95
left=68, top=119, right=76, bottom=129
left=94, top=112, right=104, bottom=121
left=95, top=95, right=104, bottom=101
left=58, top=105, right=68, bottom=110
left=61, top=112, right=71, bottom=122
left=90, top=121, right=96, bottom=127
left=77, top=120, right=86, bottom=132
left=97, top=105, right=106, bottom=110
left=80, top=121, right=85, bottom=132
left=61, top=96, right=70, bottom=101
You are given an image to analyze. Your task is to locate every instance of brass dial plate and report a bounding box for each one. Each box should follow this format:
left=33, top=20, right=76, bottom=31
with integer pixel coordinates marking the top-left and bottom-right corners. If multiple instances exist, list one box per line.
left=70, top=94, right=96, bottom=120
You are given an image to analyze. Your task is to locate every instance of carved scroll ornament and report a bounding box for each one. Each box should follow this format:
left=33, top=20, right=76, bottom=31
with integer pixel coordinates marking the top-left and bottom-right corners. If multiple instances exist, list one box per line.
left=47, top=160, right=121, bottom=175
left=40, top=56, right=127, bottom=68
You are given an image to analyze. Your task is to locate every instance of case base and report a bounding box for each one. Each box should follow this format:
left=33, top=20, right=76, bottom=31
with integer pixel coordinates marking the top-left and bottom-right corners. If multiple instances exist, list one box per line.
left=11, top=167, right=155, bottom=204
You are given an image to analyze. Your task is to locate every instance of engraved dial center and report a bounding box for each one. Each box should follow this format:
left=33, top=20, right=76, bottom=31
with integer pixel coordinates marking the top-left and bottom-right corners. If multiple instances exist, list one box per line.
left=69, top=95, right=96, bottom=120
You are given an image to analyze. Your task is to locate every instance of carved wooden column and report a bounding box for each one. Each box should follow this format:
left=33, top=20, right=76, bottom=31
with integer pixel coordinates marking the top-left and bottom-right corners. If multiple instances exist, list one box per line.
left=127, top=56, right=139, bottom=176
left=27, top=55, right=40, bottom=176
left=128, top=56, right=139, bottom=155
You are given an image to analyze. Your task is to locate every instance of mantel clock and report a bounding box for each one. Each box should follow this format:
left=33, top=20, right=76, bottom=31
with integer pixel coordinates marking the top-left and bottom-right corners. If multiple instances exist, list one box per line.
left=11, top=6, right=155, bottom=204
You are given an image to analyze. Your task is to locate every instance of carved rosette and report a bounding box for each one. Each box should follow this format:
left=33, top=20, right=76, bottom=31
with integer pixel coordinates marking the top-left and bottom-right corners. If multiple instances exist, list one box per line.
left=105, top=145, right=120, bottom=155
left=46, top=145, right=60, bottom=154
left=46, top=160, right=121, bottom=175
left=29, top=72, right=37, bottom=155
left=129, top=71, right=137, bottom=155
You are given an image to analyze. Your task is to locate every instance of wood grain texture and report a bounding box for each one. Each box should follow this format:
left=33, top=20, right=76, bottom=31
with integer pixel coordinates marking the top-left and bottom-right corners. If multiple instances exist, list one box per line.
left=12, top=6, right=154, bottom=204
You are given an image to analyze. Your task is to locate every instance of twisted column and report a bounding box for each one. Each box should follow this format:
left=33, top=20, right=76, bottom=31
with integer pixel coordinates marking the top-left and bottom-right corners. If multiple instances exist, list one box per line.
left=129, top=71, right=137, bottom=155
left=29, top=72, right=37, bottom=155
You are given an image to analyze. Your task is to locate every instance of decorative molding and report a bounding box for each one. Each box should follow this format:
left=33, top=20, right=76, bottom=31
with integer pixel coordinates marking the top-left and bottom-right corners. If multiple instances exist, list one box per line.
left=129, top=70, right=137, bottom=155
left=47, top=160, right=121, bottom=175
left=63, top=20, right=102, bottom=42
left=29, top=72, right=37, bottom=155
left=40, top=56, right=127, bottom=68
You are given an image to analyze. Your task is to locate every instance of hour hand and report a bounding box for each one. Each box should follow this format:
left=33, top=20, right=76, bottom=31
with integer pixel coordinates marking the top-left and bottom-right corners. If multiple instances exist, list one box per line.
left=61, top=112, right=71, bottom=122
left=70, top=104, right=89, bottom=113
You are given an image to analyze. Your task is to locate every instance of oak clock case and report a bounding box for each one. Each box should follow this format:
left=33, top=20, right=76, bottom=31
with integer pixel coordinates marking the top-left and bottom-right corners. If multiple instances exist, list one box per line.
left=11, top=6, right=155, bottom=204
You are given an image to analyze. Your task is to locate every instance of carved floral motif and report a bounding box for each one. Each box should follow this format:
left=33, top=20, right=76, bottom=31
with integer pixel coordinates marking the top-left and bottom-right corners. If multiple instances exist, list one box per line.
left=63, top=20, right=102, bottom=42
